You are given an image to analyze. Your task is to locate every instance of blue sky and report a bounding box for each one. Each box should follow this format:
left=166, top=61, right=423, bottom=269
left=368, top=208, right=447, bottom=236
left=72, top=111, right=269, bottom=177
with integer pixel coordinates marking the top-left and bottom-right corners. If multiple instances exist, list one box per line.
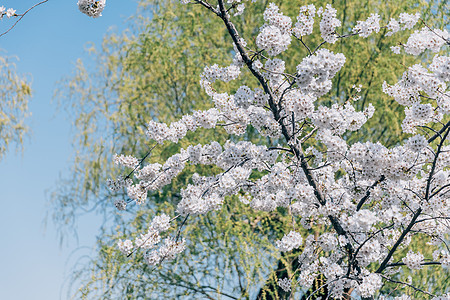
left=0, top=1, right=138, bottom=299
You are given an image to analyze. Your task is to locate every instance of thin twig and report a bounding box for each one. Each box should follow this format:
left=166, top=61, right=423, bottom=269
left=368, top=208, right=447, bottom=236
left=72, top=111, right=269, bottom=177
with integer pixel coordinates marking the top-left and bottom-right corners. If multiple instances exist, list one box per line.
left=380, top=274, right=437, bottom=298
left=0, top=0, right=49, bottom=38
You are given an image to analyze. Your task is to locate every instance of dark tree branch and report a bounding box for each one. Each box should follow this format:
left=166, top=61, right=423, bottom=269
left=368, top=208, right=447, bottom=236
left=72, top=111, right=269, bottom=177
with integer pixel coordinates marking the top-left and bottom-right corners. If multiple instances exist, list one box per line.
left=386, top=261, right=441, bottom=268
left=427, top=120, right=450, bottom=143
left=356, top=175, right=385, bottom=211
left=376, top=127, right=450, bottom=274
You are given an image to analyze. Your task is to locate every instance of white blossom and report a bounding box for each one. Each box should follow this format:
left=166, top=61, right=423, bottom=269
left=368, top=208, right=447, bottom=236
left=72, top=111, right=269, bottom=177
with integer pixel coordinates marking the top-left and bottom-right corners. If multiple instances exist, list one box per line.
left=352, top=14, right=380, bottom=38
left=402, top=250, right=424, bottom=270
left=256, top=3, right=292, bottom=56
left=117, top=239, right=133, bottom=255
left=77, top=0, right=106, bottom=18
left=114, top=199, right=127, bottom=211
left=113, top=153, right=139, bottom=168
left=277, top=277, right=292, bottom=292
left=391, top=45, right=401, bottom=54
left=276, top=231, right=303, bottom=252
left=234, top=4, right=245, bottom=16
left=150, top=214, right=171, bottom=233
left=6, top=8, right=15, bottom=18
left=406, top=134, right=428, bottom=152
left=292, top=5, right=316, bottom=38
left=404, top=27, right=449, bottom=56
left=319, top=4, right=341, bottom=44
left=357, top=274, right=382, bottom=298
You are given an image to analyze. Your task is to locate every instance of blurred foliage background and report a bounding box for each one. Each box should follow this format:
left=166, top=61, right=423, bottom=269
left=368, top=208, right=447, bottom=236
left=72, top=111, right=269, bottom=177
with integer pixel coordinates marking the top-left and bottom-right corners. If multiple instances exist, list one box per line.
left=0, top=54, right=31, bottom=161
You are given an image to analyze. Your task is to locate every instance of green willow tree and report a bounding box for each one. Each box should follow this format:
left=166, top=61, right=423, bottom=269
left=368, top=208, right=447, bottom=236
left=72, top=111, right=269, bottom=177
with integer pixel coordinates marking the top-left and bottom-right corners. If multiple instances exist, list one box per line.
left=0, top=54, right=31, bottom=160
left=51, top=0, right=449, bottom=298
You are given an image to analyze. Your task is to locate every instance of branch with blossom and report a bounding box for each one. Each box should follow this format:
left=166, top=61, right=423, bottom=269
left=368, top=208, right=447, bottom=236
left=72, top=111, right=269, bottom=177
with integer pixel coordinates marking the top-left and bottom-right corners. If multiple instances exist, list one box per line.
left=0, top=1, right=49, bottom=38
left=0, top=0, right=108, bottom=38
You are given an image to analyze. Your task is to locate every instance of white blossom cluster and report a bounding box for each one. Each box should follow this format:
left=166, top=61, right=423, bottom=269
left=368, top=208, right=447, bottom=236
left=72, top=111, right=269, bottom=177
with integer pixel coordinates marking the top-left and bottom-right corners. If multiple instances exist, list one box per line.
left=110, top=2, right=450, bottom=298
left=402, top=250, right=424, bottom=270
left=233, top=3, right=245, bottom=16
left=114, top=199, right=127, bottom=211
left=403, top=27, right=449, bottom=55
left=256, top=3, right=292, bottom=56
left=117, top=239, right=133, bottom=255
left=406, top=134, right=428, bottom=152
left=383, top=54, right=449, bottom=133
left=0, top=6, right=15, bottom=19
left=106, top=175, right=132, bottom=192
left=118, top=213, right=184, bottom=265
left=318, top=4, right=341, bottom=44
left=357, top=274, right=383, bottom=298
left=433, top=249, right=450, bottom=268
left=277, top=277, right=292, bottom=292
left=386, top=12, right=420, bottom=36
left=352, top=13, right=380, bottom=38
left=276, top=231, right=303, bottom=252
left=150, top=214, right=171, bottom=232
left=292, top=5, right=316, bottom=38
left=113, top=153, right=139, bottom=169
left=295, top=49, right=346, bottom=96
left=430, top=54, right=450, bottom=83
left=202, top=63, right=241, bottom=83
left=312, top=102, right=374, bottom=135
left=77, top=0, right=106, bottom=18
left=144, top=237, right=186, bottom=265
left=430, top=295, right=450, bottom=300
left=390, top=45, right=401, bottom=54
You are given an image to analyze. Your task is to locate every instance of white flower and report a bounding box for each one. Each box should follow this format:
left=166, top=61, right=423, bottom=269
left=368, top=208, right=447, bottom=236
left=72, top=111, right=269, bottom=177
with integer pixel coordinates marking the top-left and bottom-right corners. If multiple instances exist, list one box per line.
left=386, top=18, right=400, bottom=36
left=256, top=4, right=292, bottom=56
left=276, top=231, right=303, bottom=252
left=431, top=294, right=450, bottom=300
left=158, top=237, right=186, bottom=261
left=399, top=12, right=420, bottom=29
left=253, top=59, right=263, bottom=70
left=77, top=0, right=106, bottom=18
left=404, top=27, right=449, bottom=56
left=292, top=4, right=316, bottom=37
left=117, top=239, right=133, bottom=255
left=234, top=4, right=245, bottom=16
left=6, top=8, right=16, bottom=18
left=391, top=46, right=401, bottom=54
left=150, top=214, right=171, bottom=233
left=394, top=295, right=412, bottom=300
left=406, top=134, right=428, bottom=153
left=135, top=229, right=161, bottom=250
left=319, top=4, right=341, bottom=43
left=402, top=250, right=424, bottom=270
left=113, top=153, right=139, bottom=168
left=411, top=103, right=433, bottom=120
left=144, top=250, right=162, bottom=265
left=278, top=277, right=291, bottom=292
left=357, top=274, right=382, bottom=298
left=352, top=13, right=380, bottom=38
left=114, top=199, right=127, bottom=211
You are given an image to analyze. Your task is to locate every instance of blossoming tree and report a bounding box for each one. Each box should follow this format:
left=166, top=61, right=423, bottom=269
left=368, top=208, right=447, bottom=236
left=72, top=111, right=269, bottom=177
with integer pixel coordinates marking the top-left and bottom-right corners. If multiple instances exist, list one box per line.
left=53, top=0, right=450, bottom=299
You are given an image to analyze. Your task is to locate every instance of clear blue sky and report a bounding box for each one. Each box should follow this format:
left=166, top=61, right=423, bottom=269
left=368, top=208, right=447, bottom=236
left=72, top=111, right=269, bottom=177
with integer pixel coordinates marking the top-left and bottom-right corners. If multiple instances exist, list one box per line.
left=0, top=1, right=138, bottom=299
